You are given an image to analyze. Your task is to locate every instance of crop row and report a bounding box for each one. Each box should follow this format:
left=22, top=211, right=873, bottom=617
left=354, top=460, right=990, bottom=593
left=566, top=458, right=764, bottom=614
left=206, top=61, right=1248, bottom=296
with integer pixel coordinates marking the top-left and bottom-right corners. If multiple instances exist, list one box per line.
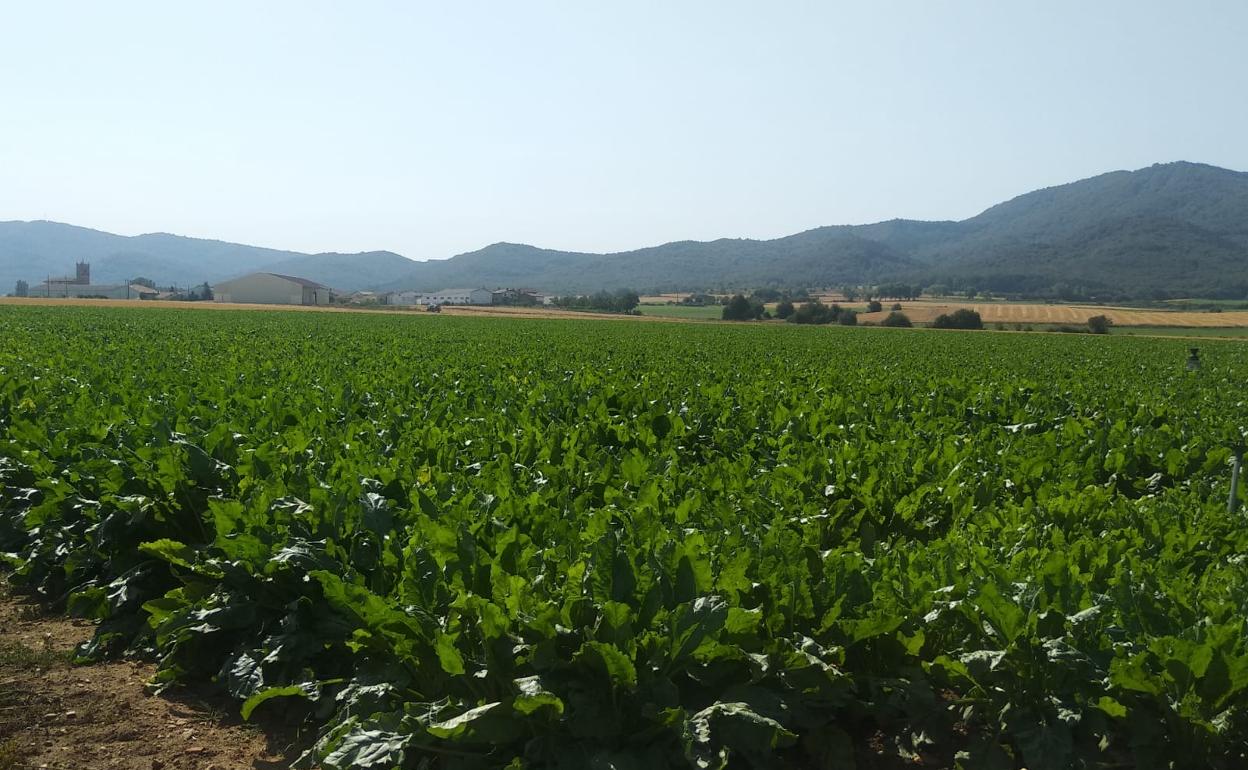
left=1, top=307, right=1247, bottom=769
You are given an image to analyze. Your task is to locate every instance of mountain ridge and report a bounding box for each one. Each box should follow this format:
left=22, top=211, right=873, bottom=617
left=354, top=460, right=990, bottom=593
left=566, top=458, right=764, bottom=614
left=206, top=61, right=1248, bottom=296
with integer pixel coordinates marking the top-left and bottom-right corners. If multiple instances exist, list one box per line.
left=4, top=161, right=1246, bottom=298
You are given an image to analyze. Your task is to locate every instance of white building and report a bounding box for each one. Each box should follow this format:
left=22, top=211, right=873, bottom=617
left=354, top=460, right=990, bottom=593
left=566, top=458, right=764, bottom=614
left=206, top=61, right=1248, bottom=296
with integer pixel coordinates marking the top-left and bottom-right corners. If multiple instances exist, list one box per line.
left=39, top=282, right=158, bottom=300
left=213, top=272, right=332, bottom=306
left=418, top=288, right=493, bottom=306
left=389, top=290, right=423, bottom=306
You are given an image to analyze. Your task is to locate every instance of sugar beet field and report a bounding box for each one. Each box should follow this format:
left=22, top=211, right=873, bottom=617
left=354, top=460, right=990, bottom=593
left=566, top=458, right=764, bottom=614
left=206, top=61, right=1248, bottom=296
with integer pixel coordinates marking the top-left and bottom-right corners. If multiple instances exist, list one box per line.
left=2, top=306, right=1247, bottom=770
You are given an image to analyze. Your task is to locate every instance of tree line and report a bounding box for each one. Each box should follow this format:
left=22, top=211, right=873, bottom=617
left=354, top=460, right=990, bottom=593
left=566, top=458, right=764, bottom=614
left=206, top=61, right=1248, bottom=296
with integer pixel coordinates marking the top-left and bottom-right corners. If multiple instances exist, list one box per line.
left=552, top=289, right=640, bottom=313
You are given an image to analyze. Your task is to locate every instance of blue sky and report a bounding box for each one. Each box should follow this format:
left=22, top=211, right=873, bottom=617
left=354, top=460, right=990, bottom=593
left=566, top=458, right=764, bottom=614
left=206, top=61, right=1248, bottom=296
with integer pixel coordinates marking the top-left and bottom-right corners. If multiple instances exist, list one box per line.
left=2, top=1, right=1244, bottom=259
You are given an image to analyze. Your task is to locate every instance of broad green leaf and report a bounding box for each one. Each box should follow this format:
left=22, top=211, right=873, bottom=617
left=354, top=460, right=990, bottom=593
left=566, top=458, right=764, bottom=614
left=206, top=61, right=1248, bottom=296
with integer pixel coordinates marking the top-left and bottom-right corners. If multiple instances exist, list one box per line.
left=513, top=675, right=565, bottom=716
left=576, top=641, right=638, bottom=689
left=241, top=684, right=312, bottom=720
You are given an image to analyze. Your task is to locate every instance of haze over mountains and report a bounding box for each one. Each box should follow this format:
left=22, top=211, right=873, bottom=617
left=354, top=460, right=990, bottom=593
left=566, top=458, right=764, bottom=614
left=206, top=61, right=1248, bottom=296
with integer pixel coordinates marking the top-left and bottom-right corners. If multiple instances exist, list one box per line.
left=4, top=161, right=1246, bottom=299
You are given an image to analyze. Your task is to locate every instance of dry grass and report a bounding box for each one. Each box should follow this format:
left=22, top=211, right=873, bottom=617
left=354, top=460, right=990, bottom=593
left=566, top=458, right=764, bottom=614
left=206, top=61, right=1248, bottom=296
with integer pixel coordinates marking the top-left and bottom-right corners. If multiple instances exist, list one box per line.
left=0, top=297, right=690, bottom=324
left=0, top=737, right=22, bottom=770
left=440, top=305, right=690, bottom=322
left=0, top=296, right=428, bottom=316
left=861, top=299, right=1248, bottom=328
left=5, top=295, right=1247, bottom=329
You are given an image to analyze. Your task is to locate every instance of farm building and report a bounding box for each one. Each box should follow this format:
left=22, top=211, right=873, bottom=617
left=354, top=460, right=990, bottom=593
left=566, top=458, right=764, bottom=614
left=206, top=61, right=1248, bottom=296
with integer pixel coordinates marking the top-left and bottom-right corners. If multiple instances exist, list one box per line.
left=345, top=290, right=388, bottom=303
left=66, top=283, right=159, bottom=300
left=213, top=272, right=332, bottom=306
left=37, top=274, right=159, bottom=300
left=37, top=262, right=159, bottom=299
left=491, top=287, right=554, bottom=306
left=41, top=261, right=92, bottom=292
left=388, top=290, right=423, bottom=306
left=418, top=288, right=493, bottom=306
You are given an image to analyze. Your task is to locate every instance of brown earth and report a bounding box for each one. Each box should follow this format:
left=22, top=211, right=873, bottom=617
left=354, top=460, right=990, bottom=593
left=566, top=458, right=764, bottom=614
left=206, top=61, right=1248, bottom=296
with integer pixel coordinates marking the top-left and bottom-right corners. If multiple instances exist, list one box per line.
left=0, top=585, right=294, bottom=770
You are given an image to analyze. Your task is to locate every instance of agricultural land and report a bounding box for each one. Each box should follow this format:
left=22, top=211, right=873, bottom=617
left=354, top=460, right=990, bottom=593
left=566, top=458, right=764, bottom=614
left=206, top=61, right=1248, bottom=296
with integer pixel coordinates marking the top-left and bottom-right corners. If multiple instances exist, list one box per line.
left=2, top=305, right=1248, bottom=769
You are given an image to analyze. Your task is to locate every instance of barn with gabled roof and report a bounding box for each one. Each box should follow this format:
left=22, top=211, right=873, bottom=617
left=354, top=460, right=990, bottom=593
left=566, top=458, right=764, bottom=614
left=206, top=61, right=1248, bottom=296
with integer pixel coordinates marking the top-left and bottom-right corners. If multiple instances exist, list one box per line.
left=213, top=272, right=332, bottom=306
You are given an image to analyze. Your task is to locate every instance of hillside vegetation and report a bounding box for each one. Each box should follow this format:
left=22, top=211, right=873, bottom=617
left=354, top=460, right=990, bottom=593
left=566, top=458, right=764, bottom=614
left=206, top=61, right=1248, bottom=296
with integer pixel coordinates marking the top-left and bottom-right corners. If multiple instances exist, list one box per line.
left=4, top=162, right=1246, bottom=298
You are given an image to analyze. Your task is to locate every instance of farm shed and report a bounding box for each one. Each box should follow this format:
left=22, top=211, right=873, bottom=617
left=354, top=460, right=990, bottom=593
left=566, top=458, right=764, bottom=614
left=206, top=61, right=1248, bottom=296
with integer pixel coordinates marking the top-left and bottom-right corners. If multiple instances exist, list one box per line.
left=40, top=283, right=159, bottom=299
left=213, top=272, right=332, bottom=306
left=389, top=290, right=422, bottom=306
left=419, top=288, right=493, bottom=306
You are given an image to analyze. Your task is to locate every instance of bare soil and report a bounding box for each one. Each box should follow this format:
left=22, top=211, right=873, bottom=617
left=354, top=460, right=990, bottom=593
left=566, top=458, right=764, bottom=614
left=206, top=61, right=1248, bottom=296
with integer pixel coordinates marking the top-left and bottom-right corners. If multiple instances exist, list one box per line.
left=0, top=586, right=293, bottom=770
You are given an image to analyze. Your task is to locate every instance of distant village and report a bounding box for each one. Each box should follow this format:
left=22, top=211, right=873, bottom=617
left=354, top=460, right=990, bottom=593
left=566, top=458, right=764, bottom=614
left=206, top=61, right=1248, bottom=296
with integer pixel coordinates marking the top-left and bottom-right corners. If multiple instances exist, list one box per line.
left=13, top=263, right=554, bottom=309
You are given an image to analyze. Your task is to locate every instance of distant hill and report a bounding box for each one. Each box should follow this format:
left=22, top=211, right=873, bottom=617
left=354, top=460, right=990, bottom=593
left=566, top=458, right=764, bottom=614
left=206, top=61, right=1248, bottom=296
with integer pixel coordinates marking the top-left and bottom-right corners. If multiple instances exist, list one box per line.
left=375, top=162, right=1248, bottom=298
left=376, top=233, right=920, bottom=295
left=0, top=221, right=415, bottom=292
left=4, top=162, right=1247, bottom=299
left=244, top=250, right=416, bottom=292
left=905, top=161, right=1248, bottom=297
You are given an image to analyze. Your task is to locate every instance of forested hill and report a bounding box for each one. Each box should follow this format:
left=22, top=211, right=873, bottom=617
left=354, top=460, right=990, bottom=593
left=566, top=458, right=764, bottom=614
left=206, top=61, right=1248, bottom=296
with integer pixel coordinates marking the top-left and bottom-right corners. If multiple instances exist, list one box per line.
left=4, top=162, right=1246, bottom=298
left=905, top=161, right=1248, bottom=298
left=376, top=161, right=1248, bottom=298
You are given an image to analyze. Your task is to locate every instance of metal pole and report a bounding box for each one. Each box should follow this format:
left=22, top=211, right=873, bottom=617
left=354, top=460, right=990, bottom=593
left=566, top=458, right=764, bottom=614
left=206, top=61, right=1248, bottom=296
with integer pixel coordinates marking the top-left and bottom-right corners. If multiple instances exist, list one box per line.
left=1229, top=449, right=1243, bottom=514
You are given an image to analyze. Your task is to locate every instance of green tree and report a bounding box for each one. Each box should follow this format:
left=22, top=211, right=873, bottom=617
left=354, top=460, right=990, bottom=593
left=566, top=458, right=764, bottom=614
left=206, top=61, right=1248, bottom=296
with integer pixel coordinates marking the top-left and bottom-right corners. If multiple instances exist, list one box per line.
left=775, top=300, right=795, bottom=319
left=554, top=289, right=640, bottom=313
left=876, top=282, right=917, bottom=300
left=1087, top=315, right=1112, bottom=334
left=866, top=300, right=883, bottom=313
left=932, top=309, right=983, bottom=330
left=881, top=311, right=912, bottom=327
left=722, top=294, right=760, bottom=321
left=14, top=280, right=29, bottom=297
left=788, top=301, right=840, bottom=325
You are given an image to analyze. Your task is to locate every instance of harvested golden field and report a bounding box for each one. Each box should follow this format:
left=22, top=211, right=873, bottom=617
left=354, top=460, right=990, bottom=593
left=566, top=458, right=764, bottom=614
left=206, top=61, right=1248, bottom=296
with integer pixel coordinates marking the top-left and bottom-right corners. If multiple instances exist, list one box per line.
left=4, top=295, right=1246, bottom=329
left=0, top=296, right=425, bottom=316
left=639, top=293, right=691, bottom=303
left=861, top=299, right=1248, bottom=327
left=441, top=304, right=688, bottom=322
left=0, top=297, right=687, bottom=323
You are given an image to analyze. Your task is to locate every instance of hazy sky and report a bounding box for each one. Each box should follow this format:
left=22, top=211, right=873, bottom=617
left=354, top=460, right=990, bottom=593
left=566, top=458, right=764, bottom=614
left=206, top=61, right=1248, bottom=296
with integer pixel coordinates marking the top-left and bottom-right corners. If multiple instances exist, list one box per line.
left=2, top=1, right=1245, bottom=260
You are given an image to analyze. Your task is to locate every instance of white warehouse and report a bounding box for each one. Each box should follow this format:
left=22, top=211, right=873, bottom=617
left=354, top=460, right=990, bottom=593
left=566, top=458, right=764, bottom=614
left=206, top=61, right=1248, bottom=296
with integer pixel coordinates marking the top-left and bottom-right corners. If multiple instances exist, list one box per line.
left=388, top=290, right=423, bottom=306
left=214, top=273, right=332, bottom=306
left=418, top=288, right=493, bottom=306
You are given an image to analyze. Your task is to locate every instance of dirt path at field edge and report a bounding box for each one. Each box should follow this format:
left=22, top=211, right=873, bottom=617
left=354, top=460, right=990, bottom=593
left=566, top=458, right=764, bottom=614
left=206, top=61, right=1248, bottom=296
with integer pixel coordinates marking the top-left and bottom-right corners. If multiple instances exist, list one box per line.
left=0, top=585, right=293, bottom=770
